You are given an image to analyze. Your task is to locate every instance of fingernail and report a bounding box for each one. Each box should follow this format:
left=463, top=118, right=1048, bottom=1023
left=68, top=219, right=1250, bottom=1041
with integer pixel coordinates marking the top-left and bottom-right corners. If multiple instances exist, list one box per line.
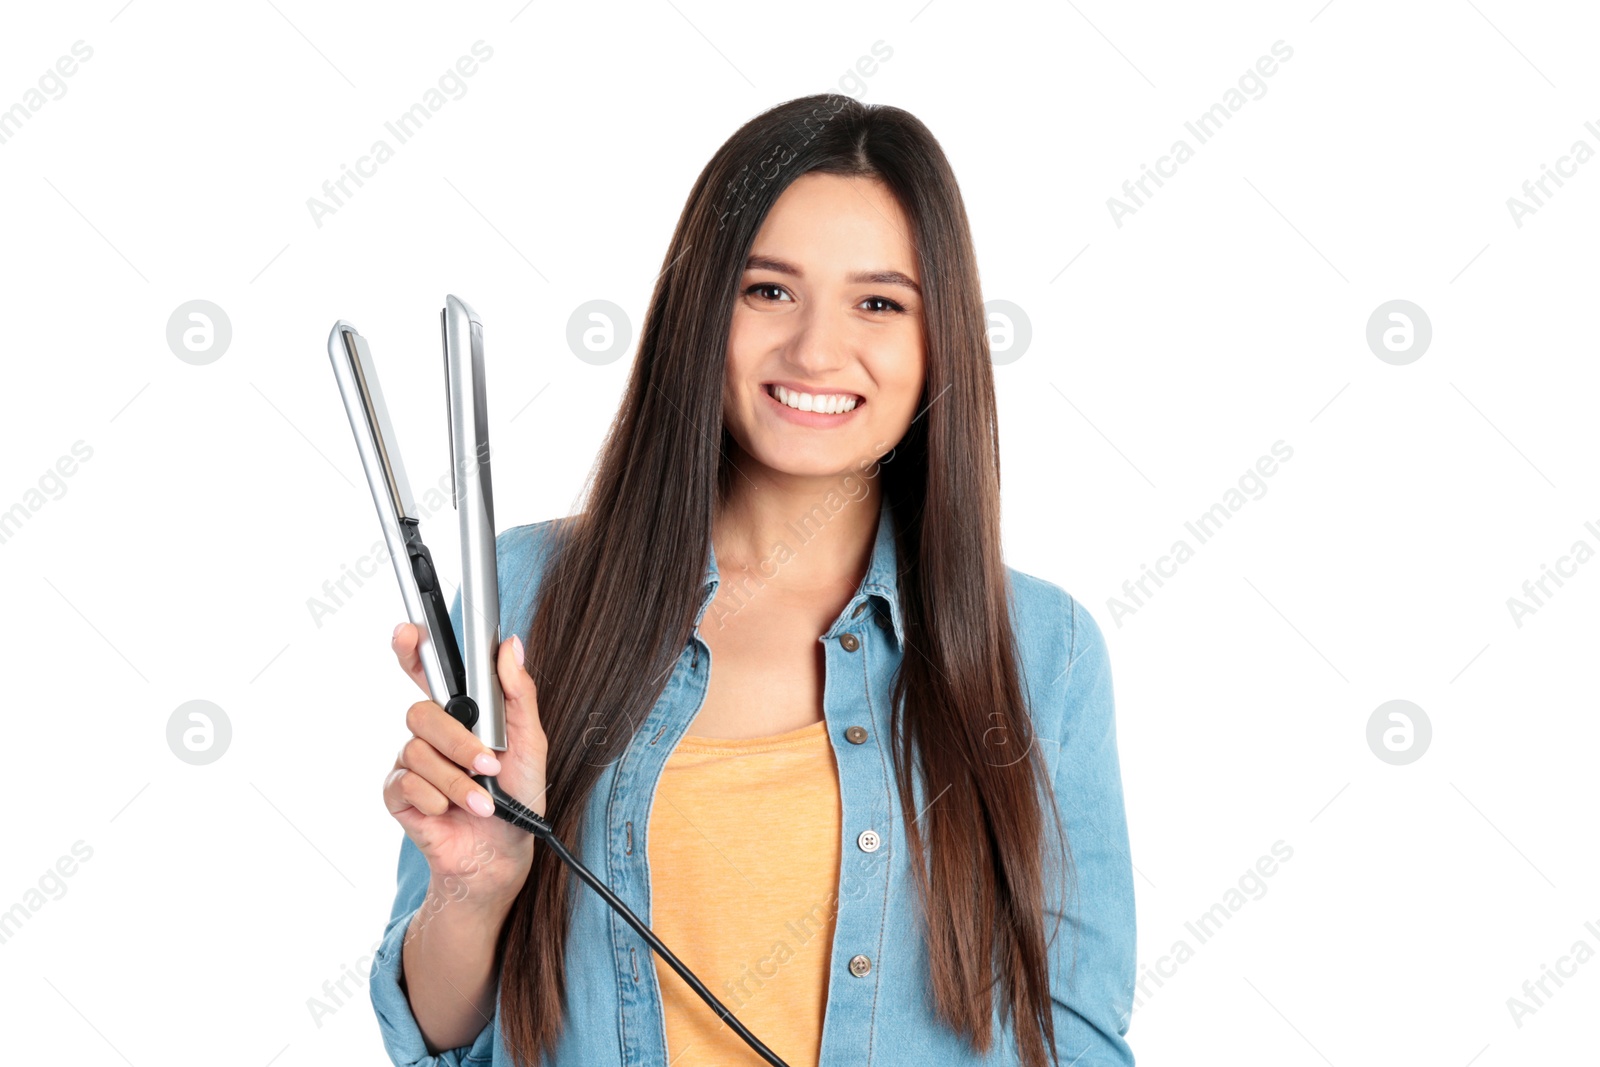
left=392, top=623, right=404, bottom=642
left=512, top=634, right=525, bottom=667
left=467, top=790, right=494, bottom=817
left=474, top=751, right=502, bottom=774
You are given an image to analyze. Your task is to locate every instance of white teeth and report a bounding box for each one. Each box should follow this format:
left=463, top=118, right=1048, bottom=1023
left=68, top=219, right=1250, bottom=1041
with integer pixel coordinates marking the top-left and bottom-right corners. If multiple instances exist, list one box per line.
left=772, top=385, right=858, bottom=414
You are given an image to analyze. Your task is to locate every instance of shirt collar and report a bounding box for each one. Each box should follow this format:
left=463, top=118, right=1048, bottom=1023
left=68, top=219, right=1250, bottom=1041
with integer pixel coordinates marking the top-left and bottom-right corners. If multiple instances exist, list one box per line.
left=698, top=491, right=905, bottom=650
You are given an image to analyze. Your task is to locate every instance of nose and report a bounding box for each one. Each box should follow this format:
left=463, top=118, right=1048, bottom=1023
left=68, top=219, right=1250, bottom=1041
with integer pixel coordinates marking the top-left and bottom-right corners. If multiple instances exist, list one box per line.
left=781, top=303, right=851, bottom=377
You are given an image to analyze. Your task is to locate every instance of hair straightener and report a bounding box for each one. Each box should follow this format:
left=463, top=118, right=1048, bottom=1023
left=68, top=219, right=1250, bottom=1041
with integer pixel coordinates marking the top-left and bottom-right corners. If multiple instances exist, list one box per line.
left=327, top=296, right=792, bottom=1067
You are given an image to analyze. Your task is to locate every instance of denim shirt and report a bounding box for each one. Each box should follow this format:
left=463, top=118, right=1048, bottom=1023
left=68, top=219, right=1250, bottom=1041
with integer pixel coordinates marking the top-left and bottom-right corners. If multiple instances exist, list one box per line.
left=370, top=493, right=1137, bottom=1066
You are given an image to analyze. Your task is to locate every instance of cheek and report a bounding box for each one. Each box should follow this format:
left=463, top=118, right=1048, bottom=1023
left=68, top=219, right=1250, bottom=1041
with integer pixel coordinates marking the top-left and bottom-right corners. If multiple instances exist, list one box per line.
left=876, top=340, right=926, bottom=419
left=724, top=312, right=765, bottom=379
left=728, top=308, right=787, bottom=354
left=722, top=320, right=764, bottom=422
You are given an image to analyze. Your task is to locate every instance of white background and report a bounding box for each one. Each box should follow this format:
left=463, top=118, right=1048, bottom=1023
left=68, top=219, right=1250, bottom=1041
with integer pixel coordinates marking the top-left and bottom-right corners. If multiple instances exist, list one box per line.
left=1, top=1, right=1595, bottom=1064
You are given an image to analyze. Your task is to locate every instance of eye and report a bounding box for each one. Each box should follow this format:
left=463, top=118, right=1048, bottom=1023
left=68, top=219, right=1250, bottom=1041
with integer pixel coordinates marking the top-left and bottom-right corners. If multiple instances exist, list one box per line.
left=858, top=295, right=906, bottom=315
left=744, top=282, right=792, bottom=303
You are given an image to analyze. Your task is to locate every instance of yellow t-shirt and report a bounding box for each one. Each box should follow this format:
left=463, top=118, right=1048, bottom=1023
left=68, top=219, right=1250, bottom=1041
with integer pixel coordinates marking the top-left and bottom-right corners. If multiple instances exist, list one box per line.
left=647, top=718, right=842, bottom=1066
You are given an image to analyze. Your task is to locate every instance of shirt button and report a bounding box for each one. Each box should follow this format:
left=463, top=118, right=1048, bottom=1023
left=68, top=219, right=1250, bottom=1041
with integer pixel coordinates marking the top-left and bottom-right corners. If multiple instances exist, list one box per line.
left=857, top=829, right=880, bottom=853
left=852, top=602, right=867, bottom=617
left=839, top=632, right=860, bottom=652
left=845, top=725, right=868, bottom=744
left=849, top=954, right=872, bottom=977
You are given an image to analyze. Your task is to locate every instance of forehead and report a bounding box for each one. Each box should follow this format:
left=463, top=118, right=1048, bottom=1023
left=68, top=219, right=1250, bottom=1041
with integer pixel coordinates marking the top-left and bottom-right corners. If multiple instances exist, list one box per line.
left=749, top=173, right=916, bottom=273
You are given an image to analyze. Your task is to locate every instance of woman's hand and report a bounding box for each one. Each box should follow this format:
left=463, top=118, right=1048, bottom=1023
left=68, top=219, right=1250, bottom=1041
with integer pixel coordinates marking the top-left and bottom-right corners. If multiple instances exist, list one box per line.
left=382, top=622, right=549, bottom=906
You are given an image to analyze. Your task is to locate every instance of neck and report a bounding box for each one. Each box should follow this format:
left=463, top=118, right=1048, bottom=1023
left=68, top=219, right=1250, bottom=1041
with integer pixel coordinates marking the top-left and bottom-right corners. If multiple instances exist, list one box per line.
left=712, top=455, right=883, bottom=601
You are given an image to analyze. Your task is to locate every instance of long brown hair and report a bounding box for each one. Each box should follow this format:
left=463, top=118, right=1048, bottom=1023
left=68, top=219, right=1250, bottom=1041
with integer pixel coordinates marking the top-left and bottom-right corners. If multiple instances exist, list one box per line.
left=501, top=92, right=1075, bottom=1067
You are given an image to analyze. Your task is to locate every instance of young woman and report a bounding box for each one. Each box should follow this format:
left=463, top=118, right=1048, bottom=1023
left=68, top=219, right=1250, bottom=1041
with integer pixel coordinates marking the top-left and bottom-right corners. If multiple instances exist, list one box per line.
left=370, top=93, right=1136, bottom=1067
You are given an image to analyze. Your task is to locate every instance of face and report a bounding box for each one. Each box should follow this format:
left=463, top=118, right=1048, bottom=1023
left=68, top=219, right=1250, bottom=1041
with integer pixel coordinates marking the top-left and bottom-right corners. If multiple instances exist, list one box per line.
left=722, top=172, right=926, bottom=484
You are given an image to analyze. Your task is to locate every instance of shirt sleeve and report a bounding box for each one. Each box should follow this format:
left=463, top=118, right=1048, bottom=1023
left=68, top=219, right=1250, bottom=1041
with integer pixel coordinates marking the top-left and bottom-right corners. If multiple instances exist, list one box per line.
left=368, top=832, right=501, bottom=1066
left=368, top=578, right=499, bottom=1065
left=1045, top=594, right=1137, bottom=1066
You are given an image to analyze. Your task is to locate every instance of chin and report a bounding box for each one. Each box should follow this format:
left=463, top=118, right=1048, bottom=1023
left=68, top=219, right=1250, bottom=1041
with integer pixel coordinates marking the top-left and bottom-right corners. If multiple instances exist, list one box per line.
left=749, top=440, right=862, bottom=479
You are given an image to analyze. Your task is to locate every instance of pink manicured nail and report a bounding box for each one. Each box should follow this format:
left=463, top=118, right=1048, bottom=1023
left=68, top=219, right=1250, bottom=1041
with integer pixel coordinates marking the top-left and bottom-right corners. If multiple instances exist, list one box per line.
left=467, top=791, right=494, bottom=816
left=512, top=634, right=525, bottom=667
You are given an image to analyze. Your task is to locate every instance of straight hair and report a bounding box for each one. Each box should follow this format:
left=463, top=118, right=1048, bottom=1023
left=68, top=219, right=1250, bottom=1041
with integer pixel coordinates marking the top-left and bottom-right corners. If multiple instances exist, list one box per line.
left=500, top=92, right=1075, bottom=1067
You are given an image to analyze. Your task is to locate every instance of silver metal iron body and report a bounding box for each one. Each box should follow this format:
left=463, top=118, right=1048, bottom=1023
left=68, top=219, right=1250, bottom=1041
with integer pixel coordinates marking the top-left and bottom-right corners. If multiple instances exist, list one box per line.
left=325, top=297, right=506, bottom=754
left=442, top=295, right=506, bottom=750
left=326, top=320, right=454, bottom=703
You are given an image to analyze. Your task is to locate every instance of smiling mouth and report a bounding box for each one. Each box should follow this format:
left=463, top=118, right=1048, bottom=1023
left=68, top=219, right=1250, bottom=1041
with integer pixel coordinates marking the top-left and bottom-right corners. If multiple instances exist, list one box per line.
left=764, top=383, right=864, bottom=414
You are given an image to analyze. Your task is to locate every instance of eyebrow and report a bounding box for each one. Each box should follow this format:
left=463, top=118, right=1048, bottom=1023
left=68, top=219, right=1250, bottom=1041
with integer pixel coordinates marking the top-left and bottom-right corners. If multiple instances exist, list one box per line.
left=744, top=254, right=921, bottom=297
